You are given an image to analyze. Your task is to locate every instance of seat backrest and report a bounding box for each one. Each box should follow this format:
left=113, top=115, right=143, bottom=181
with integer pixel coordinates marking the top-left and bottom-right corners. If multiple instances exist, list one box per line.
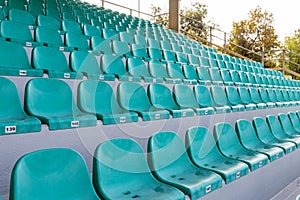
left=229, top=70, right=241, bottom=83
left=37, top=15, right=61, bottom=30
left=249, top=87, right=263, bottom=103
left=258, top=88, right=271, bottom=103
left=182, top=65, right=199, bottom=80
left=119, top=32, right=134, bottom=44
left=173, top=84, right=199, bottom=108
left=0, top=77, right=27, bottom=120
left=213, top=123, right=245, bottom=155
left=167, top=63, right=185, bottom=79
left=148, top=60, right=169, bottom=78
left=186, top=126, right=224, bottom=164
left=0, top=41, right=31, bottom=69
left=148, top=131, right=195, bottom=174
left=188, top=54, right=200, bottom=66
left=78, top=80, right=123, bottom=115
left=196, top=67, right=211, bottom=81
left=70, top=51, right=102, bottom=75
left=9, top=8, right=35, bottom=26
left=266, top=89, right=277, bottom=102
left=194, top=85, right=213, bottom=108
left=93, top=138, right=156, bottom=199
left=134, top=35, right=147, bottom=47
left=83, top=24, right=101, bottom=37
left=288, top=112, right=300, bottom=129
left=10, top=148, right=99, bottom=200
left=101, top=54, right=126, bottom=76
left=65, top=32, right=90, bottom=50
left=225, top=86, right=242, bottom=105
left=237, top=87, right=252, bottom=104
left=127, top=57, right=150, bottom=77
left=148, top=84, right=179, bottom=110
left=62, top=20, right=81, bottom=33
left=209, top=68, right=222, bottom=82
left=118, top=82, right=152, bottom=112
left=0, top=20, right=33, bottom=42
left=35, top=26, right=63, bottom=47
left=32, top=46, right=71, bottom=72
left=266, top=115, right=287, bottom=138
left=278, top=113, right=297, bottom=135
left=25, top=78, right=79, bottom=117
left=236, top=119, right=263, bottom=148
left=91, top=36, right=112, bottom=54
left=210, top=86, right=228, bottom=107
left=253, top=117, right=275, bottom=142
left=112, top=40, right=131, bottom=56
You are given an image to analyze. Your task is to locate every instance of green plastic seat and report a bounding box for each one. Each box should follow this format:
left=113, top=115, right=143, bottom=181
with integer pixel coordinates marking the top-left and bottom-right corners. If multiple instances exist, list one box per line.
left=78, top=80, right=138, bottom=125
left=148, top=84, right=194, bottom=118
left=258, top=88, right=276, bottom=108
left=248, top=87, right=267, bottom=109
left=102, top=28, right=118, bottom=40
left=267, top=115, right=300, bottom=147
left=193, top=85, right=220, bottom=114
left=174, top=85, right=214, bottom=116
left=0, top=20, right=37, bottom=47
left=238, top=87, right=265, bottom=109
left=37, top=15, right=61, bottom=31
left=224, top=86, right=246, bottom=112
left=32, top=46, right=82, bottom=79
left=167, top=63, right=197, bottom=85
left=253, top=117, right=296, bottom=154
left=91, top=36, right=112, bottom=55
left=219, top=70, right=234, bottom=86
left=117, top=82, right=169, bottom=121
left=93, top=138, right=185, bottom=200
left=127, top=57, right=162, bottom=83
left=62, top=20, right=81, bottom=33
left=134, top=35, right=147, bottom=47
left=278, top=113, right=300, bottom=137
left=131, top=44, right=150, bottom=61
left=119, top=32, right=134, bottom=44
left=210, top=86, right=231, bottom=113
left=0, top=77, right=41, bottom=135
left=196, top=67, right=212, bottom=84
left=112, top=40, right=133, bottom=58
left=229, top=70, right=244, bottom=87
left=186, top=126, right=249, bottom=183
left=162, top=50, right=177, bottom=63
left=214, top=123, right=268, bottom=171
left=65, top=32, right=90, bottom=51
left=10, top=148, right=100, bottom=200
left=148, top=60, right=182, bottom=84
left=236, top=119, right=284, bottom=162
left=199, top=57, right=210, bottom=68
left=70, top=51, right=115, bottom=81
left=0, top=41, right=43, bottom=77
left=9, top=8, right=35, bottom=26
left=83, top=24, right=101, bottom=37
left=266, top=89, right=284, bottom=107
left=148, top=48, right=164, bottom=62
left=25, top=78, right=97, bottom=130
left=208, top=68, right=223, bottom=85
left=187, top=54, right=201, bottom=66
left=182, top=65, right=206, bottom=84
left=148, top=132, right=222, bottom=200
left=101, top=54, right=141, bottom=82
left=288, top=112, right=300, bottom=133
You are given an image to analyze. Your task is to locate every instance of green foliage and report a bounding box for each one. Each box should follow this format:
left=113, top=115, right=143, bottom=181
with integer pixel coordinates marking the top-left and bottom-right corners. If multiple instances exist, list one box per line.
left=284, top=30, right=300, bottom=75
left=228, top=6, right=280, bottom=66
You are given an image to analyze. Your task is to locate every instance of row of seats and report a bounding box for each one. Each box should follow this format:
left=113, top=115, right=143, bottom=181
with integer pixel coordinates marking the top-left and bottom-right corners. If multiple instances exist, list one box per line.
left=1, top=76, right=300, bottom=135
left=1, top=41, right=298, bottom=90
left=9, top=114, right=300, bottom=199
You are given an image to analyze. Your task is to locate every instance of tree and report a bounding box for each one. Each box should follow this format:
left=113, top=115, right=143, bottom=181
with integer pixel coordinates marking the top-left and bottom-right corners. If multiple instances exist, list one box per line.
left=151, top=2, right=215, bottom=41
left=227, top=6, right=280, bottom=66
left=284, top=29, right=300, bottom=75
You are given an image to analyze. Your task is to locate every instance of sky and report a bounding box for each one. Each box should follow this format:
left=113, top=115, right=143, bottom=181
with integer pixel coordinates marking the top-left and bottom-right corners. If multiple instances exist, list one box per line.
left=86, top=0, right=299, bottom=42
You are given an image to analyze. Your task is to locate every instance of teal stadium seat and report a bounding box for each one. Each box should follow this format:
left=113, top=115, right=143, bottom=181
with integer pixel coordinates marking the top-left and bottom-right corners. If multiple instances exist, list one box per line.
left=35, top=27, right=71, bottom=50
left=0, top=41, right=43, bottom=77
left=119, top=32, right=134, bottom=44
left=182, top=65, right=206, bottom=84
left=167, top=63, right=197, bottom=85
left=37, top=15, right=61, bottom=31
left=208, top=68, right=223, bottom=85
left=101, top=54, right=141, bottom=82
left=10, top=148, right=100, bottom=200
left=0, top=20, right=37, bottom=46
left=62, top=20, right=82, bottom=33
left=236, top=119, right=284, bottom=162
left=238, top=87, right=265, bottom=109
left=118, top=82, right=170, bottom=121
left=148, top=48, right=164, bottom=62
left=196, top=67, right=212, bottom=84
left=78, top=80, right=138, bottom=125
left=174, top=85, right=214, bottom=116
left=224, top=86, right=246, bottom=112
left=83, top=24, right=101, bottom=37
left=112, top=40, right=132, bottom=58
left=253, top=117, right=296, bottom=154
left=248, top=87, right=267, bottom=109
left=219, top=70, right=234, bottom=86
left=148, top=60, right=182, bottom=84
left=93, top=138, right=185, bottom=200
left=70, top=51, right=114, bottom=81
left=131, top=44, right=151, bottom=61
left=25, top=78, right=97, bottom=130
left=148, top=84, right=195, bottom=118
left=278, top=113, right=300, bottom=137
left=288, top=112, right=300, bottom=133
left=127, top=57, right=163, bottom=83
left=0, top=77, right=41, bottom=135
left=214, top=123, right=268, bottom=171
left=65, top=32, right=90, bottom=51
left=102, top=28, right=118, bottom=40
left=8, top=9, right=35, bottom=27
left=32, top=46, right=82, bottom=79
left=91, top=36, right=113, bottom=55
left=267, top=115, right=300, bottom=147
left=258, top=88, right=276, bottom=108
left=148, top=132, right=222, bottom=199
left=186, top=126, right=249, bottom=183
left=210, top=86, right=231, bottom=113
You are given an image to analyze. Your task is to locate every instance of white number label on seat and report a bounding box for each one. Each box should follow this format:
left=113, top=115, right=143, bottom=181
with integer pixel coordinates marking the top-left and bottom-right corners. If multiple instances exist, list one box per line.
left=120, top=117, right=126, bottom=123
left=99, top=75, right=104, bottom=80
left=5, top=126, right=16, bottom=134
left=19, top=70, right=27, bottom=76
left=71, top=121, right=79, bottom=127
left=155, top=114, right=160, bottom=119
left=236, top=171, right=241, bottom=179
left=205, top=185, right=211, bottom=193
left=64, top=73, right=70, bottom=79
